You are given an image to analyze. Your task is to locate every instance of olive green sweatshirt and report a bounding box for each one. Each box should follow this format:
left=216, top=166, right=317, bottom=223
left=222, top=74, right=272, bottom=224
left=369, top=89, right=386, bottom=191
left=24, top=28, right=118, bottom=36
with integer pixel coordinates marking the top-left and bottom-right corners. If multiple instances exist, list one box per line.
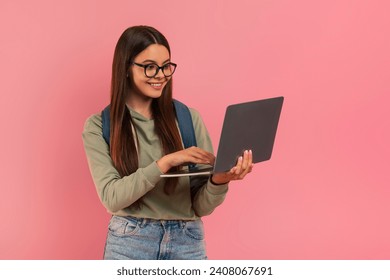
left=82, top=106, right=228, bottom=220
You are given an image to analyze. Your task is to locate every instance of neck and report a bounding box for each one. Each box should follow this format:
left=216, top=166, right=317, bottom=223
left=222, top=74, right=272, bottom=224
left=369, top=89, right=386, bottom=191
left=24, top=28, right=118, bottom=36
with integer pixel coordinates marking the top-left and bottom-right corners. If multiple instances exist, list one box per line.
left=126, top=94, right=153, bottom=119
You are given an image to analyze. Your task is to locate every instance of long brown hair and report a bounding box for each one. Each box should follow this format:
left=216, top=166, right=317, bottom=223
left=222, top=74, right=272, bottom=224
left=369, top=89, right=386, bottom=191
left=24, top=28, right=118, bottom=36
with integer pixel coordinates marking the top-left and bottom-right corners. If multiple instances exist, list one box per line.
left=110, top=26, right=183, bottom=194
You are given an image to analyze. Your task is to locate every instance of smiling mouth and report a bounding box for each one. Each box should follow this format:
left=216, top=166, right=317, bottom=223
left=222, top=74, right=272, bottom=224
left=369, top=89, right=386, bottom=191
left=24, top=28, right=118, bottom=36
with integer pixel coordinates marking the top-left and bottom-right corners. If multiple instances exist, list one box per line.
left=149, top=83, right=162, bottom=87
left=148, top=82, right=164, bottom=90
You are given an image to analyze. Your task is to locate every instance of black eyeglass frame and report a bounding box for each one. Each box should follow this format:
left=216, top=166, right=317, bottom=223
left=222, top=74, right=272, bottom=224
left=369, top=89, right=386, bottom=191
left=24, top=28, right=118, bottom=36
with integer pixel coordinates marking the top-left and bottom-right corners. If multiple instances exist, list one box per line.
left=132, top=62, right=177, bottom=78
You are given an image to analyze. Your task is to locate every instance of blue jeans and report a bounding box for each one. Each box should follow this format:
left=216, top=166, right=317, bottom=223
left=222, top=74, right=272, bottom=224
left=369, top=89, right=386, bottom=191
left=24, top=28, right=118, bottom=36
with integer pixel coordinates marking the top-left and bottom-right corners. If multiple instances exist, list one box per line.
left=103, top=216, right=207, bottom=260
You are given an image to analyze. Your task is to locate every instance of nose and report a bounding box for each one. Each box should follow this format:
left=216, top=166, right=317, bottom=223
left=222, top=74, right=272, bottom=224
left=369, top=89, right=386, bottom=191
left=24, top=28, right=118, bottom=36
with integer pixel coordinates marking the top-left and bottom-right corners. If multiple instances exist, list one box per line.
left=154, top=68, right=165, bottom=79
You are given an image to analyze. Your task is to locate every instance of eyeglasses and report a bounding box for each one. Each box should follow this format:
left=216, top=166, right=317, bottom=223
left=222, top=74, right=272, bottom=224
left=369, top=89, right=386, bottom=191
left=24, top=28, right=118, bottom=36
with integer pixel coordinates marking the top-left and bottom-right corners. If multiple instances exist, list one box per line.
left=133, top=62, right=177, bottom=78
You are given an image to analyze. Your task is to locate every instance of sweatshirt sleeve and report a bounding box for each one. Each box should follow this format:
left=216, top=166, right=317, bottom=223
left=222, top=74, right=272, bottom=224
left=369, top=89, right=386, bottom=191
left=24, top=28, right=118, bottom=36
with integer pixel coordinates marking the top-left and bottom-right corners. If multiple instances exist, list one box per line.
left=82, top=114, right=163, bottom=213
left=188, top=108, right=229, bottom=217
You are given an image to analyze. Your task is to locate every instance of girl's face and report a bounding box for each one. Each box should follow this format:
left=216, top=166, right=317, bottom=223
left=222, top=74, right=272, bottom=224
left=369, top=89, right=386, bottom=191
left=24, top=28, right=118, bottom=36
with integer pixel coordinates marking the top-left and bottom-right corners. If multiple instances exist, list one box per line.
left=129, top=44, right=171, bottom=101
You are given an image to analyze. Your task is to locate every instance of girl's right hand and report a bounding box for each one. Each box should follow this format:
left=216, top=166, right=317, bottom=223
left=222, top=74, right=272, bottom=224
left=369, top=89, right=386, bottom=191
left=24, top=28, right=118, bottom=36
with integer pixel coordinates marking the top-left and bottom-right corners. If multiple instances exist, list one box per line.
left=157, top=146, right=215, bottom=173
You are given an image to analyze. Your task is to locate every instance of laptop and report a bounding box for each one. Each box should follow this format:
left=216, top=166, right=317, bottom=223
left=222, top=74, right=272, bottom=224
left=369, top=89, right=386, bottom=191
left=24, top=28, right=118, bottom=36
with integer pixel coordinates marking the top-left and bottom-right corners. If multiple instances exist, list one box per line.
left=160, top=96, right=284, bottom=177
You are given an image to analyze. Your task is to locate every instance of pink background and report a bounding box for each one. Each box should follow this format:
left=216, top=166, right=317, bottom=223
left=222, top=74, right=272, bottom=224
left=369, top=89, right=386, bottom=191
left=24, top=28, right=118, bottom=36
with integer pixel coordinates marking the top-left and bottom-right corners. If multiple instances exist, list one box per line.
left=1, top=0, right=389, bottom=259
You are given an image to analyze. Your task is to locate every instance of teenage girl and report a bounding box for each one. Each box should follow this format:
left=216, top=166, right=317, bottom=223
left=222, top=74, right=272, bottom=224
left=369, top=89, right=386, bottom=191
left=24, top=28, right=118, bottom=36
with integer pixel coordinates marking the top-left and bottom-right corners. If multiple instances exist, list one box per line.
left=82, top=25, right=253, bottom=260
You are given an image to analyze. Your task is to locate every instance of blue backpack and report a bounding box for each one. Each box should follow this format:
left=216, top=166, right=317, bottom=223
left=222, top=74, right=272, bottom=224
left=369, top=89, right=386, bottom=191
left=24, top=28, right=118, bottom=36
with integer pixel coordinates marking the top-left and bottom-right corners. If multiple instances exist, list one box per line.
left=101, top=99, right=197, bottom=170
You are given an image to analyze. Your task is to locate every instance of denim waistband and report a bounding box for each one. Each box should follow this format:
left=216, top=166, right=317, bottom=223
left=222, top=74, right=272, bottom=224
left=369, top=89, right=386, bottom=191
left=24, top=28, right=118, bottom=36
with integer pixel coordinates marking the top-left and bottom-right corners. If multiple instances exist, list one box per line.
left=115, top=215, right=199, bottom=229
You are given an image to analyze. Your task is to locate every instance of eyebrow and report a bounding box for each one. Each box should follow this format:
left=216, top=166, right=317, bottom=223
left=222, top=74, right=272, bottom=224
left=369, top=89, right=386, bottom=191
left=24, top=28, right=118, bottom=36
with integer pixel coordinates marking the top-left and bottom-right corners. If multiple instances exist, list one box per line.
left=141, top=59, right=171, bottom=64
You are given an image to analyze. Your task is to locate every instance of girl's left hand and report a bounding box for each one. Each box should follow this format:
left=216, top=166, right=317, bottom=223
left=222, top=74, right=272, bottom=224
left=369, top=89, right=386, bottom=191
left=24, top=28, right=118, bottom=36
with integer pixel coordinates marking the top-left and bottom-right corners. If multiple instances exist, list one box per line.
left=211, top=149, right=254, bottom=185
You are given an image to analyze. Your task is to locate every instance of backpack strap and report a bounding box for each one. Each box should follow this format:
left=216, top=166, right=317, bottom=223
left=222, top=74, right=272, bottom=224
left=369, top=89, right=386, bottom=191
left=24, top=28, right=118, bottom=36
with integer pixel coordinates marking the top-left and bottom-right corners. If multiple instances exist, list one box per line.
left=173, top=99, right=197, bottom=170
left=101, top=105, right=111, bottom=145
left=172, top=99, right=197, bottom=149
left=101, top=100, right=197, bottom=169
